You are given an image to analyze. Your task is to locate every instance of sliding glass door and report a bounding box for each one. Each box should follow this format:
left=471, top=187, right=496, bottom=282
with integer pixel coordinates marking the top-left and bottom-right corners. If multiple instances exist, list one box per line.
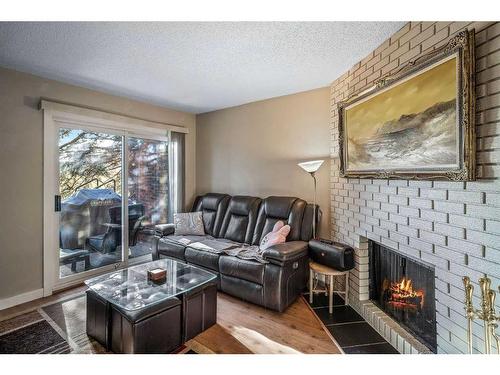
left=58, top=128, right=124, bottom=278
left=54, top=126, right=169, bottom=285
left=42, top=101, right=187, bottom=296
left=127, top=136, right=169, bottom=261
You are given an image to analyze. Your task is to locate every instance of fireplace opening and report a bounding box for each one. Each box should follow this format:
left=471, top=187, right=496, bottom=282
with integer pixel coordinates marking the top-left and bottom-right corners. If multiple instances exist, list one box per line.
left=369, top=241, right=437, bottom=353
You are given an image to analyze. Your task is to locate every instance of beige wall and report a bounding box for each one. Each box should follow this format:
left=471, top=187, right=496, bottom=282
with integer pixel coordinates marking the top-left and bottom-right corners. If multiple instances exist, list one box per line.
left=196, top=87, right=331, bottom=237
left=0, top=67, right=196, bottom=300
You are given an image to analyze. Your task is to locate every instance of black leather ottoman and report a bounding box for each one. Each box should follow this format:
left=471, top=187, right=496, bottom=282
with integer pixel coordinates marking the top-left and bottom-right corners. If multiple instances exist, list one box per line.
left=85, top=259, right=218, bottom=354
left=110, top=297, right=182, bottom=354
left=86, top=290, right=183, bottom=354
left=183, top=282, right=217, bottom=341
left=86, top=289, right=111, bottom=349
left=86, top=283, right=218, bottom=353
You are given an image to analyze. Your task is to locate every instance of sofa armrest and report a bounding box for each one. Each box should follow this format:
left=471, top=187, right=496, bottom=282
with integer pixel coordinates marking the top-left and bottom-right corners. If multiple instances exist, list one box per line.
left=155, top=223, right=175, bottom=237
left=262, top=241, right=309, bottom=264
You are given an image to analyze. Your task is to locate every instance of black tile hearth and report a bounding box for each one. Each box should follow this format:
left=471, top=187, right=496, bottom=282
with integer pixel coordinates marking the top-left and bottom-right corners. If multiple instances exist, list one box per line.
left=304, top=292, right=399, bottom=354
left=343, top=342, right=399, bottom=354
left=303, top=292, right=346, bottom=308
left=327, top=322, right=386, bottom=348
left=314, top=306, right=364, bottom=325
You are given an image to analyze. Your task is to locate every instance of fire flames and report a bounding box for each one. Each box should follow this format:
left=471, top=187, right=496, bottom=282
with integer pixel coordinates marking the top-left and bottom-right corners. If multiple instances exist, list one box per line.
left=385, top=277, right=425, bottom=311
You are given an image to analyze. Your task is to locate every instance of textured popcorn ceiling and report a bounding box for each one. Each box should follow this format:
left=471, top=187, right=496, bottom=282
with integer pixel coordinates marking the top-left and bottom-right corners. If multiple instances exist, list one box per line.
left=0, top=22, right=404, bottom=113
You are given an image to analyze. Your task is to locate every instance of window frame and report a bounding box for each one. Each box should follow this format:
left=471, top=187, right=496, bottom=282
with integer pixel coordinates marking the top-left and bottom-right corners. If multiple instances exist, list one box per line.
left=42, top=100, right=186, bottom=296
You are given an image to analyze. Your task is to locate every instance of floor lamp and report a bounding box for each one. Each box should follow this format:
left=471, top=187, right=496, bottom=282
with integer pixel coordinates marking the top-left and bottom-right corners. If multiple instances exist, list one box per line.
left=298, top=160, right=324, bottom=239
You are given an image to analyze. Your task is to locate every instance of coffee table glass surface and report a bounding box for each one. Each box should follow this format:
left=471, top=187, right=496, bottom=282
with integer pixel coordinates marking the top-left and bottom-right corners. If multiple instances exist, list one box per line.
left=84, top=259, right=216, bottom=311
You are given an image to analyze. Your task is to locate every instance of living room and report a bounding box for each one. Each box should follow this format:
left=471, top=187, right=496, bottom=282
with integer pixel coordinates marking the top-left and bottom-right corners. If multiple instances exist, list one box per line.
left=0, top=1, right=499, bottom=373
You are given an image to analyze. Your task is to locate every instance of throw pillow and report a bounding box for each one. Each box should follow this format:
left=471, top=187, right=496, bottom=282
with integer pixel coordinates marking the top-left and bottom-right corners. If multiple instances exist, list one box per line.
left=259, top=220, right=291, bottom=250
left=173, top=212, right=205, bottom=236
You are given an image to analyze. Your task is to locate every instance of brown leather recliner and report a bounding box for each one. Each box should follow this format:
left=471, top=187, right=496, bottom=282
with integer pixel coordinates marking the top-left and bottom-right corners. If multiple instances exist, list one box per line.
left=152, top=193, right=316, bottom=312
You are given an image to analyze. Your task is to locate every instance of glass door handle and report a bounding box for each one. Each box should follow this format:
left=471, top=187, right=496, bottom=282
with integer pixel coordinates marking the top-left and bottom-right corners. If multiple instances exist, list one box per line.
left=54, top=195, right=61, bottom=212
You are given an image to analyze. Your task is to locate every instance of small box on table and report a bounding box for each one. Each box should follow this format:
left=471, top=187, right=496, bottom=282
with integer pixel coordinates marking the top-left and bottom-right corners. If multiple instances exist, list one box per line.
left=147, top=268, right=167, bottom=282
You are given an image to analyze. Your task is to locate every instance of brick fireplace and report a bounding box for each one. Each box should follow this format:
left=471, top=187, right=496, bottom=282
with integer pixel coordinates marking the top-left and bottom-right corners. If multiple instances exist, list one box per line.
left=329, top=22, right=500, bottom=354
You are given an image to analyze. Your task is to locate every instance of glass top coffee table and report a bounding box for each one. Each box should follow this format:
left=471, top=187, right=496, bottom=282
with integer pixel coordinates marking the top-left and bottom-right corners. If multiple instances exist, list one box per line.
left=85, top=259, right=217, bottom=311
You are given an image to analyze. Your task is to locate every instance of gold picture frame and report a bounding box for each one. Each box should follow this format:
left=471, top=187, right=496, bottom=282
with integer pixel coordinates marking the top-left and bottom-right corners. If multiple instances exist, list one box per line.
left=338, top=29, right=475, bottom=181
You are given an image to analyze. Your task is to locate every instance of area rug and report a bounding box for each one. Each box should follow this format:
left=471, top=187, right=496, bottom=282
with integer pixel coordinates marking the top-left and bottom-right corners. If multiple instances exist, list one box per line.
left=0, top=293, right=202, bottom=354
left=0, top=312, right=71, bottom=354
left=41, top=295, right=107, bottom=353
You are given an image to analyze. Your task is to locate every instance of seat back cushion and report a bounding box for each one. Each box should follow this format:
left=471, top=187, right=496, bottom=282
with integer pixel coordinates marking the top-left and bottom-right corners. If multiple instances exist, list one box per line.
left=192, top=193, right=230, bottom=237
left=218, top=196, right=262, bottom=244
left=252, top=196, right=306, bottom=245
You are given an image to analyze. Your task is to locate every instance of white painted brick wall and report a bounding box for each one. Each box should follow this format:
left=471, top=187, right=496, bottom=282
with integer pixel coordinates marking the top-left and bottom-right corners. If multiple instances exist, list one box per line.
left=330, top=21, right=500, bottom=354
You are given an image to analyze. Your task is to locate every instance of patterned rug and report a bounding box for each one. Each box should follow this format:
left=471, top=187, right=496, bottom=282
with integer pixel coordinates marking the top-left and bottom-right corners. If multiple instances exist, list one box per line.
left=0, top=293, right=200, bottom=354
left=0, top=310, right=71, bottom=354
left=41, top=294, right=107, bottom=353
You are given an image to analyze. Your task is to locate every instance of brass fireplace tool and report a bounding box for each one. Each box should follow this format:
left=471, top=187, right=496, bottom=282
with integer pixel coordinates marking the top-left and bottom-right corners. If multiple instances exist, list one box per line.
left=462, top=276, right=500, bottom=354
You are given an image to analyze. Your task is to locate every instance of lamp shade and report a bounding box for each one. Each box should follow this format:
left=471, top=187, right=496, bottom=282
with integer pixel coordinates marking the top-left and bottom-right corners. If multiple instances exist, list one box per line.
left=298, top=160, right=324, bottom=173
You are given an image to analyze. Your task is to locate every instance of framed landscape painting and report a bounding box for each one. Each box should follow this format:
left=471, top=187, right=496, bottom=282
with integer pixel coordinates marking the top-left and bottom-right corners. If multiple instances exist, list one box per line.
left=338, top=29, right=475, bottom=181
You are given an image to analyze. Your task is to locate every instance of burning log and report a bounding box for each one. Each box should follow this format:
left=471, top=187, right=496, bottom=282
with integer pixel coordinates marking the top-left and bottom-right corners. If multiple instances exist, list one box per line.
left=382, top=277, right=425, bottom=312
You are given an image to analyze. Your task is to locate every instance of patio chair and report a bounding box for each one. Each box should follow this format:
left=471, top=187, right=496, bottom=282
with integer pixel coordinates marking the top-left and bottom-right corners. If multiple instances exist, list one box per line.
left=85, top=204, right=145, bottom=254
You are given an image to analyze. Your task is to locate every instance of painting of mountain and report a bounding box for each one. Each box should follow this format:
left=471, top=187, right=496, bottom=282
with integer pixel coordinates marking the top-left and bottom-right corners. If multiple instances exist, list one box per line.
left=343, top=55, right=459, bottom=172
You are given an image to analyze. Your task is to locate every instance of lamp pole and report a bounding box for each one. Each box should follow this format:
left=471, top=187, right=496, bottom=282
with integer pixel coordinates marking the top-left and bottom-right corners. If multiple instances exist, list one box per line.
left=311, top=171, right=317, bottom=239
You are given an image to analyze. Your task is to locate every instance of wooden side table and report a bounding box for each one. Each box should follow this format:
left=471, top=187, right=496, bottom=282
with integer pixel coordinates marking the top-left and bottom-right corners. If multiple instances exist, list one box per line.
left=309, top=260, right=349, bottom=314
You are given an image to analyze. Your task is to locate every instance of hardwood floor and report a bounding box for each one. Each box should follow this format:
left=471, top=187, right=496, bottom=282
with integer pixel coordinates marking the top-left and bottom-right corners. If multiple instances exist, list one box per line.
left=190, top=293, right=341, bottom=354
left=0, top=287, right=342, bottom=354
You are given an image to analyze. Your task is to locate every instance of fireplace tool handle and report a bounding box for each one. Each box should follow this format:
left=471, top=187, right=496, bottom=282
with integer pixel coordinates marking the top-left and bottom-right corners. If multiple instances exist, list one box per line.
left=487, top=289, right=499, bottom=354
left=479, top=277, right=492, bottom=354
left=463, top=277, right=475, bottom=354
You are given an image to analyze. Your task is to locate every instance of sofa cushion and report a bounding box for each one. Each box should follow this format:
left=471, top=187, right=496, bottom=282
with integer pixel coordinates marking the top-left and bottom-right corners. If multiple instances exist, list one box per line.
left=219, top=256, right=265, bottom=285
left=184, top=247, right=221, bottom=272
left=252, top=196, right=306, bottom=245
left=192, top=193, right=230, bottom=237
left=183, top=237, right=243, bottom=271
left=157, top=235, right=212, bottom=261
left=218, top=196, right=261, bottom=244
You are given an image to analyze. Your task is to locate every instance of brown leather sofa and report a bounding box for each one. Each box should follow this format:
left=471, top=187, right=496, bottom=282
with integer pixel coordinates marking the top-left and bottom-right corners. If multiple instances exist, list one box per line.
left=152, top=193, right=316, bottom=312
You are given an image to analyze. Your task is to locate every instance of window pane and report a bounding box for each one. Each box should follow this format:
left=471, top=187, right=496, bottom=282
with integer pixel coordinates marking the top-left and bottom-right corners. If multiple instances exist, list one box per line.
left=58, top=128, right=123, bottom=277
left=127, top=137, right=169, bottom=260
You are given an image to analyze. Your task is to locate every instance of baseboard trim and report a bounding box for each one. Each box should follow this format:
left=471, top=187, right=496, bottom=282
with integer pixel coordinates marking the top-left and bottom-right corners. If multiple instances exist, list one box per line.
left=0, top=288, right=44, bottom=311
